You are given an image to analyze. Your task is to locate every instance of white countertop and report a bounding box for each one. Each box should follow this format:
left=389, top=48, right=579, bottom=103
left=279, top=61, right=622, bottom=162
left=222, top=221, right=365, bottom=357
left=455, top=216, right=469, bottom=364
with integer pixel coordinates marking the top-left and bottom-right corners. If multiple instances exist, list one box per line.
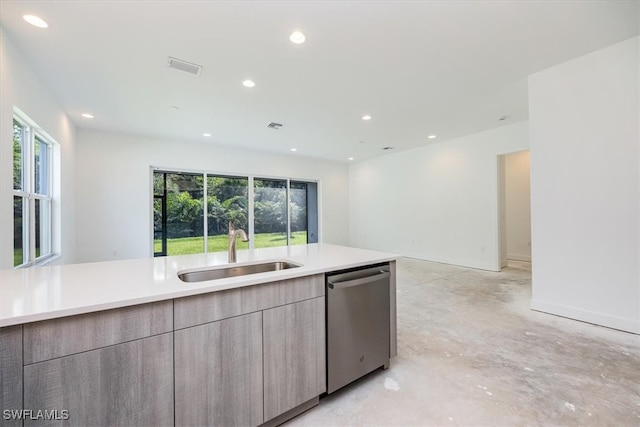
left=0, top=244, right=398, bottom=327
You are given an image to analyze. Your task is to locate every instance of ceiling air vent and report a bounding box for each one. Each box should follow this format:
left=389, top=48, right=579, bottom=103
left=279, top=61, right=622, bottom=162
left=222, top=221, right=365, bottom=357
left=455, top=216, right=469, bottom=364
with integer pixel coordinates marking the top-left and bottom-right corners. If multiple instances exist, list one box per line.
left=167, top=57, right=202, bottom=76
left=267, top=122, right=283, bottom=130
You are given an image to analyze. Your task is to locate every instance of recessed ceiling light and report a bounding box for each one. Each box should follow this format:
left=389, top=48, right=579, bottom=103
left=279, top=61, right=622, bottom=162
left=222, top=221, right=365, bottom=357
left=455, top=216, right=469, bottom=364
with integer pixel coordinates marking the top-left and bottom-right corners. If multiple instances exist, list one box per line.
left=23, top=15, right=48, bottom=28
left=382, top=146, right=394, bottom=151
left=242, top=80, right=255, bottom=88
left=289, top=31, right=306, bottom=44
left=169, top=105, right=179, bottom=111
left=81, top=113, right=94, bottom=119
left=348, top=157, right=354, bottom=161
left=362, top=115, right=372, bottom=121
left=203, top=133, right=211, bottom=137
left=290, top=148, right=297, bottom=152
left=428, top=135, right=437, bottom=139
left=499, top=115, right=509, bottom=121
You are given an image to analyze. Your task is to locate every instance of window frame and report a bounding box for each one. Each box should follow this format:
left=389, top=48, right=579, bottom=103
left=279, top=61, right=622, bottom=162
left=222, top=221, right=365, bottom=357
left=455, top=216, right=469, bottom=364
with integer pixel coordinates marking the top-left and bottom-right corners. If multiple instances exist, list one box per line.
left=151, top=167, right=319, bottom=257
left=13, top=114, right=55, bottom=268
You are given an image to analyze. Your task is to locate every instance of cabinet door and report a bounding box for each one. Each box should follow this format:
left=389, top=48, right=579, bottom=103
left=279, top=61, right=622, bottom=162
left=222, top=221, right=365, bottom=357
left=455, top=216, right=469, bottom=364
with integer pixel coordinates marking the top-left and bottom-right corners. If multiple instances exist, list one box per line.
left=23, top=333, right=173, bottom=427
left=175, top=311, right=263, bottom=427
left=263, top=297, right=325, bottom=422
left=1, top=325, right=23, bottom=427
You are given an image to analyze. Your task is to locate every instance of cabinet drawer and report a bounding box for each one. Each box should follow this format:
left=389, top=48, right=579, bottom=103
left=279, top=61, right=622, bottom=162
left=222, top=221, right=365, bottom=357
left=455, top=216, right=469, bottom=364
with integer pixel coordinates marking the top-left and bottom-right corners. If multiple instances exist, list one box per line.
left=24, top=300, right=173, bottom=364
left=174, top=274, right=324, bottom=329
left=24, top=333, right=174, bottom=427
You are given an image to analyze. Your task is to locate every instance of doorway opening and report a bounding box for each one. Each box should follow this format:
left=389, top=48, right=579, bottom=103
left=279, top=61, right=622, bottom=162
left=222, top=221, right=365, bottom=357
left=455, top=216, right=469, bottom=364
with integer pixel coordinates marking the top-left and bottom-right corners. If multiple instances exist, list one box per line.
left=498, top=150, right=531, bottom=271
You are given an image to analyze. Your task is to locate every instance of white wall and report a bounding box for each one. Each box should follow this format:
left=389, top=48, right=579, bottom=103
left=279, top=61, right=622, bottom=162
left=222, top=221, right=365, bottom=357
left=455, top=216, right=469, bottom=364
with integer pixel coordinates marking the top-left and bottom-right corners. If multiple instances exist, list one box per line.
left=0, top=29, right=76, bottom=269
left=498, top=156, right=507, bottom=268
left=349, top=121, right=529, bottom=271
left=504, top=150, right=531, bottom=261
left=75, top=129, right=349, bottom=263
left=529, top=36, right=639, bottom=334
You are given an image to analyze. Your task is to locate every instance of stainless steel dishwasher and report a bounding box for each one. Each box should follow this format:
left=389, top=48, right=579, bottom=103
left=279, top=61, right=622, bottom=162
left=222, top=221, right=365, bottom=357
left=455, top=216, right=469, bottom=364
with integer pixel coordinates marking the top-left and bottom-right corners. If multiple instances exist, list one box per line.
left=326, top=263, right=390, bottom=394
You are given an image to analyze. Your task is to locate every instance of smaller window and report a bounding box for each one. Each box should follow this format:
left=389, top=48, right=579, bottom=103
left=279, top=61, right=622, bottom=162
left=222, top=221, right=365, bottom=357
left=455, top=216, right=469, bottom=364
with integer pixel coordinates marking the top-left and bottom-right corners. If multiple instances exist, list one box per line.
left=12, top=115, right=55, bottom=267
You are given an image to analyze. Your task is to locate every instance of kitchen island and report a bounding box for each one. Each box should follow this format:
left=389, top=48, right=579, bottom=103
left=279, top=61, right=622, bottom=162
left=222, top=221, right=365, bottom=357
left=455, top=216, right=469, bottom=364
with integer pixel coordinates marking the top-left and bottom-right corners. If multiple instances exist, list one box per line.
left=0, top=244, right=398, bottom=426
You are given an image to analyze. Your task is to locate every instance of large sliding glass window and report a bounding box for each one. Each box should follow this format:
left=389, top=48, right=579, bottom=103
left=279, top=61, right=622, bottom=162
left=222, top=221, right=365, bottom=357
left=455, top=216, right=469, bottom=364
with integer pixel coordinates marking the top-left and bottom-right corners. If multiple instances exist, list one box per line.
left=13, top=117, right=54, bottom=267
left=290, top=181, right=309, bottom=246
left=154, top=172, right=204, bottom=256
left=252, top=179, right=316, bottom=248
left=153, top=173, right=167, bottom=255
left=206, top=176, right=248, bottom=252
left=153, top=169, right=317, bottom=257
left=254, top=178, right=288, bottom=248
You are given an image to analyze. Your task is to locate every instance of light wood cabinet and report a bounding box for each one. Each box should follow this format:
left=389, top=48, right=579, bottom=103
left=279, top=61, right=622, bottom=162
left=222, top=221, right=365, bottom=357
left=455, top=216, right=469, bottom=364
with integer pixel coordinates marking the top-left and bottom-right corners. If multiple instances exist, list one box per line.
left=4, top=266, right=394, bottom=426
left=23, top=333, right=174, bottom=427
left=174, top=312, right=263, bottom=427
left=174, top=274, right=323, bottom=329
left=263, top=297, right=325, bottom=422
left=24, top=300, right=173, bottom=364
left=1, top=325, right=23, bottom=427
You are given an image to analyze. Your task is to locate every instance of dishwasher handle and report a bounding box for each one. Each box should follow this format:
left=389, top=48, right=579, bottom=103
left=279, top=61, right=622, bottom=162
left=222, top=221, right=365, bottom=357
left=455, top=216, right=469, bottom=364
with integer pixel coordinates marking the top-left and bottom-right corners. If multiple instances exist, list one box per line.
left=327, top=270, right=390, bottom=290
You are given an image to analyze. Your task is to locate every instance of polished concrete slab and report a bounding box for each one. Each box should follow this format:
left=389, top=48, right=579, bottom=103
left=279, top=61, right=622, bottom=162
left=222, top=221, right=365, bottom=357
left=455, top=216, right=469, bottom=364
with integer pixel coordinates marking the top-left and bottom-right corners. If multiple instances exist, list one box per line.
left=288, top=258, right=640, bottom=426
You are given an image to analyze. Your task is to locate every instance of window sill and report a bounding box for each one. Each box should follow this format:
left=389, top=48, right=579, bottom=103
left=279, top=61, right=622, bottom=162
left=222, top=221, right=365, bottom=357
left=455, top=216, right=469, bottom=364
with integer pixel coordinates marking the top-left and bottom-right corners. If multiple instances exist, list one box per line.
left=15, top=254, right=61, bottom=269
left=36, top=254, right=61, bottom=267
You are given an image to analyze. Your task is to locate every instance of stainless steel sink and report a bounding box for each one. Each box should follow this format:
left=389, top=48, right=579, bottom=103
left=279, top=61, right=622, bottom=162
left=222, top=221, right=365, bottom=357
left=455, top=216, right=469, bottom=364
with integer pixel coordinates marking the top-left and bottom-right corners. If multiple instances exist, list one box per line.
left=178, top=260, right=302, bottom=283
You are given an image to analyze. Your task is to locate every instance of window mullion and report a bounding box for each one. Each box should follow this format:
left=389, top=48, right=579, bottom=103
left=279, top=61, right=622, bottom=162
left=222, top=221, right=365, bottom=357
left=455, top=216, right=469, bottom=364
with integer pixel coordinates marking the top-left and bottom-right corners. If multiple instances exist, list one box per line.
left=26, top=126, right=35, bottom=264
left=26, top=126, right=33, bottom=194
left=48, top=143, right=53, bottom=258
left=203, top=173, right=208, bottom=254
left=248, top=176, right=255, bottom=250
left=20, top=196, right=28, bottom=267
left=286, top=179, right=291, bottom=246
left=48, top=142, right=53, bottom=197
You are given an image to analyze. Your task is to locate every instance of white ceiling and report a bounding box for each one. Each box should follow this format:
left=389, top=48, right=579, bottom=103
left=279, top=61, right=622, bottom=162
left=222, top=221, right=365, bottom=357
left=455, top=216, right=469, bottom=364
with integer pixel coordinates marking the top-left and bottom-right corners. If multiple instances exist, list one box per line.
left=1, top=1, right=638, bottom=162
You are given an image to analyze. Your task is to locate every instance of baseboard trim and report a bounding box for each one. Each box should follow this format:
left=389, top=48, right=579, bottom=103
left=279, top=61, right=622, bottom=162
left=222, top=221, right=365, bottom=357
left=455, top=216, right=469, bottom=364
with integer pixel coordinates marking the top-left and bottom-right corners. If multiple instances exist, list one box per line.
left=507, top=254, right=531, bottom=262
left=531, top=299, right=640, bottom=335
left=402, top=253, right=499, bottom=272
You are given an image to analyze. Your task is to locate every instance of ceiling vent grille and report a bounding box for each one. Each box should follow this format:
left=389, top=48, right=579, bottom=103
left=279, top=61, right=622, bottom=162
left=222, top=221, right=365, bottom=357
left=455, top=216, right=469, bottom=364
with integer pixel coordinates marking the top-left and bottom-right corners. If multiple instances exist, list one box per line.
left=167, top=57, right=202, bottom=76
left=267, top=122, right=283, bottom=130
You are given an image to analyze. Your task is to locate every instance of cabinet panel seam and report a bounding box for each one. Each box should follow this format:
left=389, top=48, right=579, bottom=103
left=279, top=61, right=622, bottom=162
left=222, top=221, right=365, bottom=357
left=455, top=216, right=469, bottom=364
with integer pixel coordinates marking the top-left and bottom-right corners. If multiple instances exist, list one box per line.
left=173, top=294, right=325, bottom=331
left=22, top=331, right=174, bottom=366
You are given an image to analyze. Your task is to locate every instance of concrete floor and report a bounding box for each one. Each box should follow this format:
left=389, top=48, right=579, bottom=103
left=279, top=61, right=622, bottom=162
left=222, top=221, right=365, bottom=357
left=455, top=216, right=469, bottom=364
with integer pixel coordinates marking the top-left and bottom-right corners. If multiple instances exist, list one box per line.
left=288, top=257, right=640, bottom=426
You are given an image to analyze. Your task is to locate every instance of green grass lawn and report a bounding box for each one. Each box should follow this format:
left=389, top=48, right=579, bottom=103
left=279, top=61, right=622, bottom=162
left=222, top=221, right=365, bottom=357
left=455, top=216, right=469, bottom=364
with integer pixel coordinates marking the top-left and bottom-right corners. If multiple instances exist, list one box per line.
left=155, top=231, right=308, bottom=256
left=14, top=248, right=23, bottom=267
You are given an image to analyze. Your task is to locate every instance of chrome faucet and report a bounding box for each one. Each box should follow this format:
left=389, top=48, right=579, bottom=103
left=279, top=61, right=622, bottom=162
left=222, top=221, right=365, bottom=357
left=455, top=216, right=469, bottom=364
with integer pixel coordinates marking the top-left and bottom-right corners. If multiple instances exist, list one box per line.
left=228, top=222, right=249, bottom=263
